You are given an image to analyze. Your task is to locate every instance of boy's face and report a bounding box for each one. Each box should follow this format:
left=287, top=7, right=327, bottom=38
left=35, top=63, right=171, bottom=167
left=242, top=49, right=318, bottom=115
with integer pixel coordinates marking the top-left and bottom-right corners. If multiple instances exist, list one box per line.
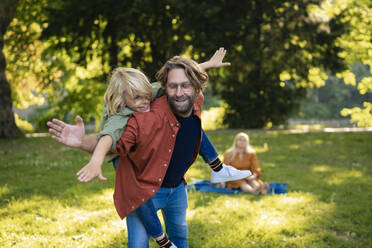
left=165, top=68, right=197, bottom=117
left=125, top=94, right=151, bottom=112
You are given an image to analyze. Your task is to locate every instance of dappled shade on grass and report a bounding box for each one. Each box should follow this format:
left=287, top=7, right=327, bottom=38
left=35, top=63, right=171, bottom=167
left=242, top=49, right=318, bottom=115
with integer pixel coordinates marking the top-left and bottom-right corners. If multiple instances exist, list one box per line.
left=1, top=131, right=371, bottom=247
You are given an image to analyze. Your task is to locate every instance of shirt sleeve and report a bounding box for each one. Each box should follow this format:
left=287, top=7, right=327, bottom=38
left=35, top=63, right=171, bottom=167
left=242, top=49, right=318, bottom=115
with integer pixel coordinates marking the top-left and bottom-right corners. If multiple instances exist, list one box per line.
left=98, top=114, right=130, bottom=152
left=151, top=82, right=164, bottom=101
left=114, top=116, right=138, bottom=157
left=250, top=153, right=262, bottom=178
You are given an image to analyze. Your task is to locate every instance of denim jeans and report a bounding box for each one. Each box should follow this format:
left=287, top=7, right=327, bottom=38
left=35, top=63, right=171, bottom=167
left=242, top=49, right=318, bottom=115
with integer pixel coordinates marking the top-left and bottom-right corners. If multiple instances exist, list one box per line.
left=112, top=158, right=164, bottom=239
left=126, top=182, right=189, bottom=248
left=111, top=130, right=217, bottom=247
left=199, top=129, right=219, bottom=163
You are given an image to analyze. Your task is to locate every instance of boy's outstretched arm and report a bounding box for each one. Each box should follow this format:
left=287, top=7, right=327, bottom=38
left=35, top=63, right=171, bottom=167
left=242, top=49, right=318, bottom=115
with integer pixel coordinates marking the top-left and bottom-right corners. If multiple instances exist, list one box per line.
left=199, top=47, right=231, bottom=70
left=76, top=135, right=112, bottom=183
left=47, top=115, right=98, bottom=153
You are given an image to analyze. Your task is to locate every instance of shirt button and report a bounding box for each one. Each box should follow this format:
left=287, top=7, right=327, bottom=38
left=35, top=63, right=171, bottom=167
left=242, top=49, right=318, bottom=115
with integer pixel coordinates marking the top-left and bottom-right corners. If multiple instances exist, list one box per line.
left=142, top=198, right=145, bottom=202
left=152, top=189, right=155, bottom=193
left=158, top=178, right=162, bottom=182
left=163, top=163, right=167, bottom=167
left=131, top=206, right=135, bottom=209
left=172, top=134, right=175, bottom=138
left=171, top=123, right=174, bottom=126
left=176, top=123, right=180, bottom=127
left=169, top=149, right=172, bottom=153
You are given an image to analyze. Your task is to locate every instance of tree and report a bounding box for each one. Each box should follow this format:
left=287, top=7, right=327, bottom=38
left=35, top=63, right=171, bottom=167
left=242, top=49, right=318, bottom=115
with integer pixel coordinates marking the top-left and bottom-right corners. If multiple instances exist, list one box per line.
left=178, top=0, right=348, bottom=127
left=0, top=0, right=22, bottom=138
left=335, top=0, right=372, bottom=127
left=5, top=0, right=352, bottom=130
left=35, top=0, right=194, bottom=124
left=294, top=64, right=372, bottom=120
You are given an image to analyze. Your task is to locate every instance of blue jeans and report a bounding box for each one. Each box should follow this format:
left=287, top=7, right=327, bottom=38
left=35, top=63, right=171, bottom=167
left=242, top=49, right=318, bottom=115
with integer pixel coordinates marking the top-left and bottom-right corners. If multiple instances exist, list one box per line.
left=111, top=130, right=217, bottom=247
left=112, top=158, right=164, bottom=239
left=126, top=182, right=189, bottom=248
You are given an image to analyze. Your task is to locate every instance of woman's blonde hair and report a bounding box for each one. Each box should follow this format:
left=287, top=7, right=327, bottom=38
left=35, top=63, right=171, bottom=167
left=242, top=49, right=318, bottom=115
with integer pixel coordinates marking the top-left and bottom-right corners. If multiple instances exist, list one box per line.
left=104, top=67, right=152, bottom=115
left=226, top=132, right=255, bottom=160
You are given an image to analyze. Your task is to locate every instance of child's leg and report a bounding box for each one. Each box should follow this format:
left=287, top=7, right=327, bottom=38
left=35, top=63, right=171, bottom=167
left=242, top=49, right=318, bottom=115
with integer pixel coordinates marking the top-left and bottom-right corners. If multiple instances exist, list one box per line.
left=136, top=199, right=164, bottom=239
left=199, top=130, right=221, bottom=170
left=112, top=156, right=119, bottom=170
left=114, top=157, right=174, bottom=247
left=199, top=130, right=252, bottom=182
left=136, top=199, right=175, bottom=248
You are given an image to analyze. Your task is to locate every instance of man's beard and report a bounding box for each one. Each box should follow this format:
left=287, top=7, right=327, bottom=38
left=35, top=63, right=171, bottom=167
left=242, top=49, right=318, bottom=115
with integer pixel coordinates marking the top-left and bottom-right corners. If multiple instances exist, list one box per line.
left=167, top=94, right=196, bottom=116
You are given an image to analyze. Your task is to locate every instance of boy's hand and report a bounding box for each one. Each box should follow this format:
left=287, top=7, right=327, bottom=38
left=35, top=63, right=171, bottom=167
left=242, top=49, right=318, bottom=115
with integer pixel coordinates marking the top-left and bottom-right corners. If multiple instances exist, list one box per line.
left=76, top=162, right=107, bottom=183
left=47, top=115, right=85, bottom=148
left=207, top=47, right=231, bottom=68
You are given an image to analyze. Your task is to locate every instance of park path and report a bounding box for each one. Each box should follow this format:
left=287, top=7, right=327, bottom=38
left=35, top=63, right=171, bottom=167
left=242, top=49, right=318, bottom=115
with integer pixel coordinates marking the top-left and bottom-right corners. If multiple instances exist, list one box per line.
left=26, top=127, right=372, bottom=138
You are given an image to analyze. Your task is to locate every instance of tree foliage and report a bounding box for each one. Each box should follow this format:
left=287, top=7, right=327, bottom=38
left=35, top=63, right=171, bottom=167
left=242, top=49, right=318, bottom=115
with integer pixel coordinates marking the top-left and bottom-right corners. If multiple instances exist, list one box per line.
left=295, top=64, right=372, bottom=120
left=332, top=0, right=372, bottom=127
left=179, top=0, right=348, bottom=127
left=40, top=0, right=348, bottom=128
left=5, top=0, right=361, bottom=131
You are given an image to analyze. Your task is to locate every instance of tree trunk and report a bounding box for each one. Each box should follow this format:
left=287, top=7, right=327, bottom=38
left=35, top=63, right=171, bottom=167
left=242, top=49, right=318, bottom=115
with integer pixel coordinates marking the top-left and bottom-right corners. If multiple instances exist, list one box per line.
left=0, top=0, right=22, bottom=138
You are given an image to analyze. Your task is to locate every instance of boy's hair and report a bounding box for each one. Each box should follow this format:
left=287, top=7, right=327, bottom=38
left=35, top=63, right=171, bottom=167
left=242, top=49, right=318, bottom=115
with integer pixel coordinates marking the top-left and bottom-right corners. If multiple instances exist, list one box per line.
left=104, top=67, right=152, bottom=115
left=226, top=132, right=255, bottom=160
left=155, top=56, right=208, bottom=94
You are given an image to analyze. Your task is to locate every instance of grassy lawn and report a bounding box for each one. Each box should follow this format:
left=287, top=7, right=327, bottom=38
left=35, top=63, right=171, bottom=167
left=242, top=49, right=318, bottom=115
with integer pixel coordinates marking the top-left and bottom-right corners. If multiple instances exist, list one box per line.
left=1, top=130, right=371, bottom=247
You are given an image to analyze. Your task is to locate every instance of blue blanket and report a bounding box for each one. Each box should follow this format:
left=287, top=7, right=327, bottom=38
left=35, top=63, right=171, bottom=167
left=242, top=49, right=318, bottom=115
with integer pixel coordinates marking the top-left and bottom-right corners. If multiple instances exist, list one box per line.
left=187, top=180, right=287, bottom=194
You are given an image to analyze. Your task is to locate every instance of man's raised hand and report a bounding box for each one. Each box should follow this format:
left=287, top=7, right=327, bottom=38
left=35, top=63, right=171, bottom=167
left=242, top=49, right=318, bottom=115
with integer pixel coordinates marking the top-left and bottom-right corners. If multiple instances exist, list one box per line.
left=207, top=47, right=231, bottom=68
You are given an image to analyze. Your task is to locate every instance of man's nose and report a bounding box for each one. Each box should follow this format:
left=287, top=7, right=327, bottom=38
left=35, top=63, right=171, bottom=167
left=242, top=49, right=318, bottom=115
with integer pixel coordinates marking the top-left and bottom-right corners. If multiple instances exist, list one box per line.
left=176, top=86, right=185, bottom=96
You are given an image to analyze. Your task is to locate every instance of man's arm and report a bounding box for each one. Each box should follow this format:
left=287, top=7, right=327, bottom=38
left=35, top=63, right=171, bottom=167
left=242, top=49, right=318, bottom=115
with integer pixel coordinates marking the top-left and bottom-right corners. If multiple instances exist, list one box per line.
left=47, top=115, right=98, bottom=153
left=199, top=47, right=231, bottom=71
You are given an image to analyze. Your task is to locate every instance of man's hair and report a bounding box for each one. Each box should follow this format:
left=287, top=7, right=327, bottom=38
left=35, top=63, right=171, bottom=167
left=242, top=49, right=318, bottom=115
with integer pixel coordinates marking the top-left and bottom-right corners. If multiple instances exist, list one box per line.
left=155, top=56, right=208, bottom=93
left=104, top=67, right=152, bottom=116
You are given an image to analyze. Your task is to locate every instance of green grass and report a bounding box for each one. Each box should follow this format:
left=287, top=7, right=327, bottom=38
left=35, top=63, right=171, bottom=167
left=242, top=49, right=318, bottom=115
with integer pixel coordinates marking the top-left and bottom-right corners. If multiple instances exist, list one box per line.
left=1, top=131, right=371, bottom=247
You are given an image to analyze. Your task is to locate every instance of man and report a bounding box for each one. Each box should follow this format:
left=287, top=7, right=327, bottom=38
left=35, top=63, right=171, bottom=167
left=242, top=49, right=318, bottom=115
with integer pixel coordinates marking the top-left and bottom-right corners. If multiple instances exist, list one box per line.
left=48, top=56, right=250, bottom=247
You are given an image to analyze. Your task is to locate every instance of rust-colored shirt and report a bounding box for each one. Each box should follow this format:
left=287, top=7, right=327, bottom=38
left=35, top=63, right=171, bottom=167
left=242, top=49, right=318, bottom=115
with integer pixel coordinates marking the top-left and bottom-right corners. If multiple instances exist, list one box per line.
left=223, top=151, right=262, bottom=189
left=114, top=95, right=203, bottom=219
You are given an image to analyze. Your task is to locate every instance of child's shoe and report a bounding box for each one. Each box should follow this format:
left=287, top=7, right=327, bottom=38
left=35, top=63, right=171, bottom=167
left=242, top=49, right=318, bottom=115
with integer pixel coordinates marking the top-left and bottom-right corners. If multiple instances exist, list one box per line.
left=211, top=164, right=251, bottom=183
left=169, top=242, right=178, bottom=248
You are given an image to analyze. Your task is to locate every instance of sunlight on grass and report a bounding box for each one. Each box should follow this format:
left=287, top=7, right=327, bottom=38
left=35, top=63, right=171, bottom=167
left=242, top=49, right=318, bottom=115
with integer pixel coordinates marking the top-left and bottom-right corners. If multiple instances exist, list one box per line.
left=252, top=194, right=333, bottom=232
left=0, top=184, right=10, bottom=198
left=0, top=189, right=124, bottom=248
left=289, top=144, right=300, bottom=150
left=254, top=143, right=269, bottom=153
left=312, top=165, right=333, bottom=172
left=1, top=132, right=371, bottom=247
left=313, top=139, right=324, bottom=145
left=328, top=170, right=363, bottom=185
left=187, top=191, right=337, bottom=247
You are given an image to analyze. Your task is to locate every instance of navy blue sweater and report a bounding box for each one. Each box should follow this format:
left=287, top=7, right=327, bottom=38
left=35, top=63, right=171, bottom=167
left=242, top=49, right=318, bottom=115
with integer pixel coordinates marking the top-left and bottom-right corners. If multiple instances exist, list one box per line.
left=161, top=113, right=201, bottom=187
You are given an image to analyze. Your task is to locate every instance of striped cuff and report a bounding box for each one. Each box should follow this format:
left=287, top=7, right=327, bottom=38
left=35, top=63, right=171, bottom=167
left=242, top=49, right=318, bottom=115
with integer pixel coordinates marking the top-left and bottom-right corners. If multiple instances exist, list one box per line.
left=209, top=157, right=223, bottom=171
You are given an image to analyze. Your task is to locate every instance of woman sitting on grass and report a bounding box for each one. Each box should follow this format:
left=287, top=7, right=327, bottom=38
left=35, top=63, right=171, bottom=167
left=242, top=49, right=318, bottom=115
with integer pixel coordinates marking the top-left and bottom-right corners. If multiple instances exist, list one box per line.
left=222, top=132, right=269, bottom=195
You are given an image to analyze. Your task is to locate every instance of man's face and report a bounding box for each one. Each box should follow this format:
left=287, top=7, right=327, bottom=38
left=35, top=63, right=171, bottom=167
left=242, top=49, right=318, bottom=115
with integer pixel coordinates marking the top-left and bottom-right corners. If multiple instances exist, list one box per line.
left=165, top=68, right=197, bottom=117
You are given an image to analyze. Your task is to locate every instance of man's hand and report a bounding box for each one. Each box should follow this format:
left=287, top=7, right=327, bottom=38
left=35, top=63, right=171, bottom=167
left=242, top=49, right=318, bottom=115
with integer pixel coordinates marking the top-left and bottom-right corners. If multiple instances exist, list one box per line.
left=203, top=47, right=231, bottom=69
left=47, top=115, right=85, bottom=148
left=76, top=161, right=107, bottom=183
